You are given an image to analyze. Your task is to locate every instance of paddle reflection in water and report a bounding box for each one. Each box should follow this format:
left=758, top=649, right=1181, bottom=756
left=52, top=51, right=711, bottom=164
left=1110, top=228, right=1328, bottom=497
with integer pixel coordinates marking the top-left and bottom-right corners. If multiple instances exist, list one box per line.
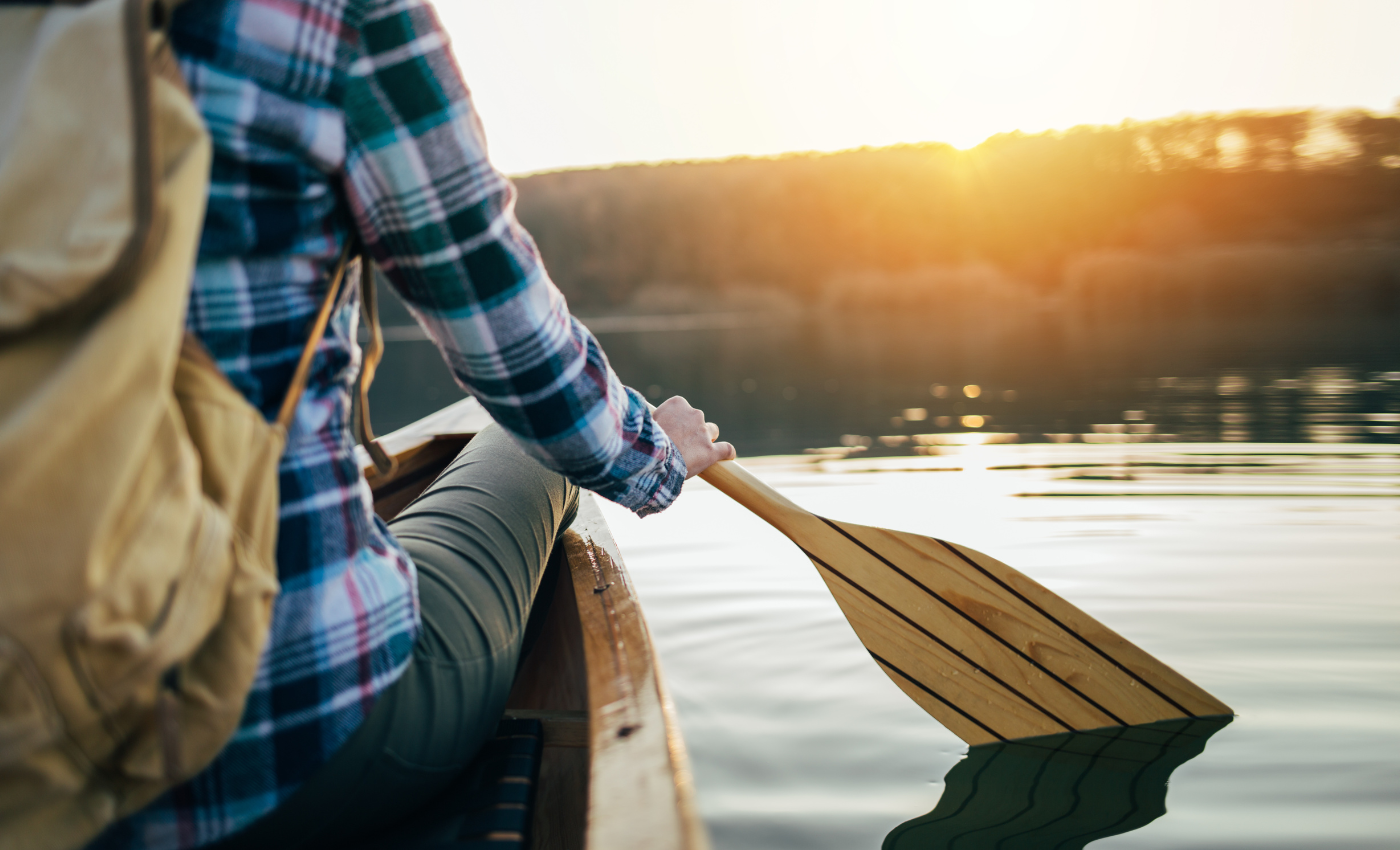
left=884, top=717, right=1231, bottom=850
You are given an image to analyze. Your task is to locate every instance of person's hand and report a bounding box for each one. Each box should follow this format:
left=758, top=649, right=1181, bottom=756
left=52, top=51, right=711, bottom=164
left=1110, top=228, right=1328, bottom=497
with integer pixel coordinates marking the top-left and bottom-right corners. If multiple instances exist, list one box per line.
left=651, top=396, right=736, bottom=478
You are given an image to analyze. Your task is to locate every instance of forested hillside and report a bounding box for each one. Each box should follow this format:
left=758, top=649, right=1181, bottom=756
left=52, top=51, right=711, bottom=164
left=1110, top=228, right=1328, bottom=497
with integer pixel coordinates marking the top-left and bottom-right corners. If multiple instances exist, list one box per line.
left=515, top=107, right=1400, bottom=318
left=372, top=108, right=1400, bottom=444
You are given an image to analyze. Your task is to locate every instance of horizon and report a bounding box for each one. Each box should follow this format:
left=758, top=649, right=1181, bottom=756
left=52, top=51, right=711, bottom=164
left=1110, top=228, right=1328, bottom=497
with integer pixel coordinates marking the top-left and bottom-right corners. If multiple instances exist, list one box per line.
left=497, top=104, right=1397, bottom=178
left=440, top=0, right=1400, bottom=176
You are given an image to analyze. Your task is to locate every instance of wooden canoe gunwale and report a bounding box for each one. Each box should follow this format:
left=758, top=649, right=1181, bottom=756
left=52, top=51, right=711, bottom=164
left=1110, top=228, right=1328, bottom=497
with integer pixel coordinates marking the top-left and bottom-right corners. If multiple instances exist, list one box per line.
left=364, top=398, right=708, bottom=850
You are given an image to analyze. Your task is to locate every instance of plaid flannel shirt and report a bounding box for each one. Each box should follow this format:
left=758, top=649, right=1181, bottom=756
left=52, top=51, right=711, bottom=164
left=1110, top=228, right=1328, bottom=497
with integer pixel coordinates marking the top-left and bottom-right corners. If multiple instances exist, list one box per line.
left=94, top=1, right=684, bottom=847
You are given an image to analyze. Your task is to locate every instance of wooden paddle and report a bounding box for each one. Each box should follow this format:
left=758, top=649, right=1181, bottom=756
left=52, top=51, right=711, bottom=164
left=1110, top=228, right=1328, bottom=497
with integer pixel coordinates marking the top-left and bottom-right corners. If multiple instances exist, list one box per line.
left=698, top=459, right=1232, bottom=746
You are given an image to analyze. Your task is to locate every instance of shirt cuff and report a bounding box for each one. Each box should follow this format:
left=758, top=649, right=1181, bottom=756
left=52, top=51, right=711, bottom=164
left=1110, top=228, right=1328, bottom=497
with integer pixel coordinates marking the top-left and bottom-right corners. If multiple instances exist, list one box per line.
left=630, top=430, right=686, bottom=517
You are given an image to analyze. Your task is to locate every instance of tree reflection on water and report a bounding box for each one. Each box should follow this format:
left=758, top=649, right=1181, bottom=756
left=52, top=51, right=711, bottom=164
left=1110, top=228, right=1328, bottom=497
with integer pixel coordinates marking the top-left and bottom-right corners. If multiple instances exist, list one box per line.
left=368, top=282, right=1400, bottom=456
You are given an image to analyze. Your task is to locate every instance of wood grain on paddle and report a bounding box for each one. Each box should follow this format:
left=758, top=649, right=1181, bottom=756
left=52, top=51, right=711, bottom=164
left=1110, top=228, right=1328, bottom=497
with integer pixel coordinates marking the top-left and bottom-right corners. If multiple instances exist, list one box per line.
left=699, top=460, right=1232, bottom=746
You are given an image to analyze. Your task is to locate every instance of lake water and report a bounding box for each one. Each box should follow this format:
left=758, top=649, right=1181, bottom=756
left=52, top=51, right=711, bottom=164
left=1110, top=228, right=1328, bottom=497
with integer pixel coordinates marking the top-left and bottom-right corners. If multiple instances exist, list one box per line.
left=365, top=288, right=1400, bottom=455
left=365, top=284, right=1399, bottom=846
left=594, top=443, right=1400, bottom=850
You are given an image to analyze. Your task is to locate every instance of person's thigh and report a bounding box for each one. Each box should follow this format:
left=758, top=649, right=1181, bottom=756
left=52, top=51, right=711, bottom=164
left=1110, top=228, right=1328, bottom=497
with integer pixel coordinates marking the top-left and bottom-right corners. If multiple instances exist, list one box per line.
left=210, top=424, right=578, bottom=850
left=377, top=423, right=580, bottom=770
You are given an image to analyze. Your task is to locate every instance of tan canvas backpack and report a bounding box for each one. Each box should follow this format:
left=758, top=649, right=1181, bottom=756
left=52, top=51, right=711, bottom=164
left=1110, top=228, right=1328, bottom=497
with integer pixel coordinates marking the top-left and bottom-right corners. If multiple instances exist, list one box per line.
left=0, top=2, right=372, bottom=847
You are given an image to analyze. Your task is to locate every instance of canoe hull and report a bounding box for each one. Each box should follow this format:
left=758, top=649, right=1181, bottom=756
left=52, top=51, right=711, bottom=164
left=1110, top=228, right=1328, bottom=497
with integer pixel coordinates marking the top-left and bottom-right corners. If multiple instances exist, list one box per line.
left=366, top=398, right=708, bottom=850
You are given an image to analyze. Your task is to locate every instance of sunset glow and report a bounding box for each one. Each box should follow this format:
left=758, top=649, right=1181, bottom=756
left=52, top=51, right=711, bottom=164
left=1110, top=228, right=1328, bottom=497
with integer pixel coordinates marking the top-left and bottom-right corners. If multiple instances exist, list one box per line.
left=440, top=0, right=1398, bottom=174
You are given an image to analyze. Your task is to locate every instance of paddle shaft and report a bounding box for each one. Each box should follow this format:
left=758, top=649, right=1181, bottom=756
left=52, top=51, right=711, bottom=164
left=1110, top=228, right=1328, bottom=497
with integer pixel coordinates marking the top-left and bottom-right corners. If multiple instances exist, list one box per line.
left=699, top=460, right=808, bottom=533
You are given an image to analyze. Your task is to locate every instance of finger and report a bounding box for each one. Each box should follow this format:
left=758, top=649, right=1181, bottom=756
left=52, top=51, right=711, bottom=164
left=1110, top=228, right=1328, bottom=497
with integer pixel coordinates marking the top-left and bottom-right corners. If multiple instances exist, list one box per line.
left=705, top=421, right=720, bottom=442
left=712, top=441, right=737, bottom=462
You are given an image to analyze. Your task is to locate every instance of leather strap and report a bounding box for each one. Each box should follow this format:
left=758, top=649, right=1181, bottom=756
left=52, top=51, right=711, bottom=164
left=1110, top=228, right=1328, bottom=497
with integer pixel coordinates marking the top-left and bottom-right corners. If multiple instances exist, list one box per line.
left=275, top=238, right=356, bottom=431
left=273, top=236, right=396, bottom=476
left=355, top=263, right=396, bottom=476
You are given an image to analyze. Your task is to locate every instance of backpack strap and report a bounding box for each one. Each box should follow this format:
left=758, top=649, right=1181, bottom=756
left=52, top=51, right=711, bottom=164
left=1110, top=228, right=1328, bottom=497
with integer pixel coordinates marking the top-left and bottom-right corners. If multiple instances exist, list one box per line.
left=273, top=236, right=396, bottom=475
left=355, top=262, right=397, bottom=476
left=274, top=237, right=354, bottom=431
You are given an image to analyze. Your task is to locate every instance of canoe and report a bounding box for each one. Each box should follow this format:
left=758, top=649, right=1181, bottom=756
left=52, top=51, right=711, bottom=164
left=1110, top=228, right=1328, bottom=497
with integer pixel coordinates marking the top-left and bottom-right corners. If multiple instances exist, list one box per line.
left=355, top=398, right=710, bottom=850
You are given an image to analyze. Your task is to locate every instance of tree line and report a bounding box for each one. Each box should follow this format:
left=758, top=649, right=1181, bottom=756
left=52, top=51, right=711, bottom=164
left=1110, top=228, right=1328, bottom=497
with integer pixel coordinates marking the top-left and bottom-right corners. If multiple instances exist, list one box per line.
left=514, top=105, right=1400, bottom=320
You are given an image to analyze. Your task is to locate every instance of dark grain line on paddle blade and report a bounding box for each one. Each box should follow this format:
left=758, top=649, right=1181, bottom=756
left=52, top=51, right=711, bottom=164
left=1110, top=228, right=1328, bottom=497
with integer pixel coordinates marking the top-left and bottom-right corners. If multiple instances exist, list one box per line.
left=817, top=517, right=1130, bottom=727
left=801, top=547, right=1075, bottom=733
left=869, top=651, right=1008, bottom=743
left=934, top=538, right=1196, bottom=719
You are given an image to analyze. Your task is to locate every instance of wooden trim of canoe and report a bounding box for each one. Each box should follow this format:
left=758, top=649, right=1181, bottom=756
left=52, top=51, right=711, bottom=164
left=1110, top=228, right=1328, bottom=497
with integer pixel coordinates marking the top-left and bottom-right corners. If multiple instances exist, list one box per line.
left=362, top=398, right=710, bottom=850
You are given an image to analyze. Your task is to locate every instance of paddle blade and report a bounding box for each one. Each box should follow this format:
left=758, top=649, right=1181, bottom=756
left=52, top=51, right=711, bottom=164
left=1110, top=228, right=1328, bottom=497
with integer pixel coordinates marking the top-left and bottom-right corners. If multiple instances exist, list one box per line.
left=802, top=519, right=1233, bottom=746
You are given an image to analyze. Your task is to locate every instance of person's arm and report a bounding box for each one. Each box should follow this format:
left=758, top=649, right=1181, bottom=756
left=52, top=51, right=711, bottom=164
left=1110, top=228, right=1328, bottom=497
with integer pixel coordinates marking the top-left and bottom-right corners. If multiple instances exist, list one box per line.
left=340, top=0, right=729, bottom=514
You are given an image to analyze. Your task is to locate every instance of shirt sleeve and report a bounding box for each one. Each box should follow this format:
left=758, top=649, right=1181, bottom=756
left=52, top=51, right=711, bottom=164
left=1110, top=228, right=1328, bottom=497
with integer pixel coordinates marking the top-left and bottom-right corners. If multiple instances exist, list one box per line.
left=339, top=0, right=684, bottom=515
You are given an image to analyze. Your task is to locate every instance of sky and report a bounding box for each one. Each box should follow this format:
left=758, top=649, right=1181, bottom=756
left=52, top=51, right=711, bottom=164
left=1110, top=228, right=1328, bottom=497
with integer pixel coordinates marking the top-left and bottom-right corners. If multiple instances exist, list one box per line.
left=438, top=0, right=1400, bottom=175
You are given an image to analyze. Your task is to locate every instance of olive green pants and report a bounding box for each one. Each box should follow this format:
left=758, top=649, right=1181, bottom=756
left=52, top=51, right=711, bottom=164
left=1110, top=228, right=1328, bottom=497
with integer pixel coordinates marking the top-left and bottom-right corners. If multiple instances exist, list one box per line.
left=212, top=424, right=578, bottom=850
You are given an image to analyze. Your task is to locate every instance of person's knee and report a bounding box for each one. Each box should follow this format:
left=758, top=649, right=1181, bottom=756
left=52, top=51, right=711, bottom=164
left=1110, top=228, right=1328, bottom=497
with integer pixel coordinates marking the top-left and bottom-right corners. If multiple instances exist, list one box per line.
left=389, top=422, right=580, bottom=609
left=449, top=423, right=579, bottom=534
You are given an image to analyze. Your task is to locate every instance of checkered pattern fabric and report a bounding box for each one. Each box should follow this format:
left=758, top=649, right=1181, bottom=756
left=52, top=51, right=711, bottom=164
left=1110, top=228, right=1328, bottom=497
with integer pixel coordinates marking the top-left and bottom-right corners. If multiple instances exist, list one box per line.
left=92, top=1, right=683, bottom=846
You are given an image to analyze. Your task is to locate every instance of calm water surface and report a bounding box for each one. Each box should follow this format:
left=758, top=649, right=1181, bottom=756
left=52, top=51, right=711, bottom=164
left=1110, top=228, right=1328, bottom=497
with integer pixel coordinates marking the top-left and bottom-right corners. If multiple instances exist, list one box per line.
left=595, top=444, right=1400, bottom=850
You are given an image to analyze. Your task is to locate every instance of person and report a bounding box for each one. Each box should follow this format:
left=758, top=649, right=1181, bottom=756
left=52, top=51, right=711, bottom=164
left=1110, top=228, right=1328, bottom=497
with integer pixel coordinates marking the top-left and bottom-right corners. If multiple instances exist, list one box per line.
left=90, top=0, right=735, bottom=847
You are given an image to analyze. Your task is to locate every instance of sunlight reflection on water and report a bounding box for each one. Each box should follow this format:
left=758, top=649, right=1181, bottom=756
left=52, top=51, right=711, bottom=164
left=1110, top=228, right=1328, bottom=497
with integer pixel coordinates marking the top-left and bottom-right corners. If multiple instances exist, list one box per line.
left=597, top=444, right=1400, bottom=850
